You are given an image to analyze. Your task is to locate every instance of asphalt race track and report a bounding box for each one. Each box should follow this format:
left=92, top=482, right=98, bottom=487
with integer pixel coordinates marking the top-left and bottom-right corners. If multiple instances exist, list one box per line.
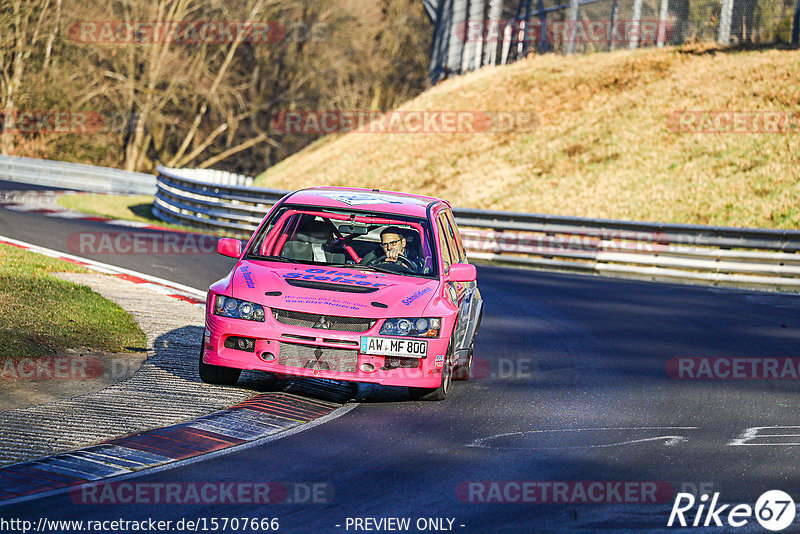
left=2, top=182, right=800, bottom=532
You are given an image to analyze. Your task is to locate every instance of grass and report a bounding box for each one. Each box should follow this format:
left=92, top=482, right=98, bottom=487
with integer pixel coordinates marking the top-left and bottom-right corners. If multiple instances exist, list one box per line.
left=254, top=44, right=800, bottom=229
left=57, top=194, right=184, bottom=229
left=0, top=243, right=147, bottom=360
left=56, top=194, right=157, bottom=223
left=56, top=194, right=235, bottom=235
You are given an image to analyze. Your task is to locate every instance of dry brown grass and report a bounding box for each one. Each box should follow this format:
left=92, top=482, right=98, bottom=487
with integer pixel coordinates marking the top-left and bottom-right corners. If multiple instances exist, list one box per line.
left=255, top=45, right=800, bottom=229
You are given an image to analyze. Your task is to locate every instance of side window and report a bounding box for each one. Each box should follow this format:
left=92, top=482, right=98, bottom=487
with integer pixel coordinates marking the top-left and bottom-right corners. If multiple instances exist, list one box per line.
left=443, top=210, right=466, bottom=263
left=438, top=213, right=460, bottom=270
left=437, top=216, right=454, bottom=275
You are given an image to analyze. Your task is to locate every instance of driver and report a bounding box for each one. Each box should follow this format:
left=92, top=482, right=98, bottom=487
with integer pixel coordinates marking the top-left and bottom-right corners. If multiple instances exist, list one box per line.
left=380, top=226, right=421, bottom=272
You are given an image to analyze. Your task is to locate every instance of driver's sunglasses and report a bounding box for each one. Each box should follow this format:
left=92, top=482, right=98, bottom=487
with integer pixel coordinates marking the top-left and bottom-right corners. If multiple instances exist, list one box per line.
left=381, top=238, right=402, bottom=250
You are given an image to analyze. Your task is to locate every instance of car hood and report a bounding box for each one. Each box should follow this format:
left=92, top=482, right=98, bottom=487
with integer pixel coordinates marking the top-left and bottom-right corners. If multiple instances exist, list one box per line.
left=228, top=261, right=440, bottom=318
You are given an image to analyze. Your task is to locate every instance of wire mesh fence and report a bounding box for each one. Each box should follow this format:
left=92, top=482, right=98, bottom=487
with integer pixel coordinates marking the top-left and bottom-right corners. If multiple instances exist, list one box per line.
left=425, top=0, right=799, bottom=83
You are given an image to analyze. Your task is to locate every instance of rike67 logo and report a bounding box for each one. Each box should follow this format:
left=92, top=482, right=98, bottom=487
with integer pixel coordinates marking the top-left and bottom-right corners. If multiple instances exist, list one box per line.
left=668, top=490, right=796, bottom=531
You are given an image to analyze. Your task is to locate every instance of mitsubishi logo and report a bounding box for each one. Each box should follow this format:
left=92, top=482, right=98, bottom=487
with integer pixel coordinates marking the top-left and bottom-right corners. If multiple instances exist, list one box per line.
left=304, top=347, right=325, bottom=370
left=313, top=316, right=331, bottom=330
left=304, top=347, right=330, bottom=371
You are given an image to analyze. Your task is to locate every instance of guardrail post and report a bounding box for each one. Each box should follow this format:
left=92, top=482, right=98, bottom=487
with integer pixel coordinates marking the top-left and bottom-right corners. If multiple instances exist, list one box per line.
left=535, top=0, right=549, bottom=52
left=484, top=0, right=503, bottom=65
left=471, top=0, right=485, bottom=70
left=501, top=23, right=513, bottom=64
left=629, top=0, right=643, bottom=49
left=519, top=0, right=533, bottom=57
left=608, top=0, right=619, bottom=51
left=657, top=0, right=669, bottom=47
left=565, top=0, right=580, bottom=54
left=718, top=0, right=734, bottom=44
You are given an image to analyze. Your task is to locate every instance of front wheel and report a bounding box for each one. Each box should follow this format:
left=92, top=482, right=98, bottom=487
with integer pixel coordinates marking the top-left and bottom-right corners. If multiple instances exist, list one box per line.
left=409, top=341, right=453, bottom=401
left=199, top=345, right=241, bottom=386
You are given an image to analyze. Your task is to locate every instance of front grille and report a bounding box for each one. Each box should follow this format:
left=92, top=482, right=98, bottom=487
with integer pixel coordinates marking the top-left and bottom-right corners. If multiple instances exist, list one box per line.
left=279, top=343, right=358, bottom=373
left=272, top=309, right=374, bottom=332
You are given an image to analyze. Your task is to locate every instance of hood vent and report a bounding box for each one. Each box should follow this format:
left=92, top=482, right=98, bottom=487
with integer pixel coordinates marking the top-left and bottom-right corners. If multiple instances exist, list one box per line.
left=285, top=279, right=379, bottom=293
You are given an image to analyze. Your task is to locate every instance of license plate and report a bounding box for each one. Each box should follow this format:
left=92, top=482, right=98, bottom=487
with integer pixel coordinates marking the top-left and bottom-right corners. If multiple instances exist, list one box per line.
left=360, top=337, right=427, bottom=358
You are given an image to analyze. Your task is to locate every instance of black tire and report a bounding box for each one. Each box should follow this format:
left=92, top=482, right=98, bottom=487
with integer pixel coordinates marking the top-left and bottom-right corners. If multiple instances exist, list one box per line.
left=453, top=340, right=474, bottom=381
left=409, top=340, right=454, bottom=401
left=199, top=345, right=241, bottom=386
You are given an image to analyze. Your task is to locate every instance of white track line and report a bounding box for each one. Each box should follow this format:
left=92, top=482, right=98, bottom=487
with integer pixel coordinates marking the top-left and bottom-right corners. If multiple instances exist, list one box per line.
left=0, top=234, right=206, bottom=298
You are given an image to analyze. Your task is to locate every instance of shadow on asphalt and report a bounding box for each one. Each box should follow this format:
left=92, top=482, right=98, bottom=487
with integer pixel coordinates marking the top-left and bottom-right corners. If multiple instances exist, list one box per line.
left=149, top=325, right=419, bottom=405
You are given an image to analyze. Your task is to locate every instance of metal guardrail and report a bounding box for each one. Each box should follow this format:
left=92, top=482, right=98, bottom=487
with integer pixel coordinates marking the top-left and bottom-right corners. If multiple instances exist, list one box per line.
left=154, top=166, right=800, bottom=292
left=0, top=154, right=155, bottom=195
left=158, top=166, right=253, bottom=187
left=153, top=166, right=287, bottom=232
left=3, top=155, right=796, bottom=291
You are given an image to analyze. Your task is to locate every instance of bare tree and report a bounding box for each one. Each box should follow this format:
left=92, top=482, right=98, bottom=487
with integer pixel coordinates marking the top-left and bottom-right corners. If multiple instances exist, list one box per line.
left=0, top=0, right=59, bottom=154
left=3, top=0, right=430, bottom=173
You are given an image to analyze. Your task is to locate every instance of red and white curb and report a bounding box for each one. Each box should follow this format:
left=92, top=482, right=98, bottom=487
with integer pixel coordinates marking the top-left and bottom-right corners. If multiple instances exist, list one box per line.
left=0, top=235, right=206, bottom=306
left=0, top=393, right=354, bottom=506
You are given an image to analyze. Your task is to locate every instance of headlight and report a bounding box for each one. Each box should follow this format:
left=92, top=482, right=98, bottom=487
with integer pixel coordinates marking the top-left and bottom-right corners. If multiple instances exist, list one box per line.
left=380, top=317, right=441, bottom=337
left=214, top=295, right=265, bottom=322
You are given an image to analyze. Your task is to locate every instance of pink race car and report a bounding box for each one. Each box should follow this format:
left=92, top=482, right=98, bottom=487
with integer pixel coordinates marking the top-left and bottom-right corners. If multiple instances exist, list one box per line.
left=200, top=187, right=482, bottom=400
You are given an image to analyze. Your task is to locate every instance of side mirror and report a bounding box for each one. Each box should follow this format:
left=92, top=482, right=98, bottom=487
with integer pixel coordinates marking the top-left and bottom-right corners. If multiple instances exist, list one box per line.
left=217, top=238, right=242, bottom=258
left=447, top=263, right=477, bottom=282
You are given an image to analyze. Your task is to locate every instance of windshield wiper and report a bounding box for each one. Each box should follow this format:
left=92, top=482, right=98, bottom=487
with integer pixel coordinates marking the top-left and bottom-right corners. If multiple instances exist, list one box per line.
left=246, top=254, right=303, bottom=263
left=323, top=262, right=360, bottom=269
left=323, top=262, right=395, bottom=274
left=350, top=264, right=400, bottom=275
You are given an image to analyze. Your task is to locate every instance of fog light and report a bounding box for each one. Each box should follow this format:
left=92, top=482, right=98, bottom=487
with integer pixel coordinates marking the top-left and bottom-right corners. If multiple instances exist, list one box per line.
left=382, top=356, right=420, bottom=370
left=359, top=363, right=375, bottom=373
left=224, top=336, right=255, bottom=352
left=260, top=352, right=276, bottom=362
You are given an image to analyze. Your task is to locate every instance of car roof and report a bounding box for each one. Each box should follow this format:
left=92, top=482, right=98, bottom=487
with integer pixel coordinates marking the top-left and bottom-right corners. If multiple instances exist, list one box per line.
left=283, top=187, right=448, bottom=218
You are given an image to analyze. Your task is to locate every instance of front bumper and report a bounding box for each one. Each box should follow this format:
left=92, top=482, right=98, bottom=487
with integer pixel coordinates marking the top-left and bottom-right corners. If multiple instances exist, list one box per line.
left=203, top=313, right=450, bottom=388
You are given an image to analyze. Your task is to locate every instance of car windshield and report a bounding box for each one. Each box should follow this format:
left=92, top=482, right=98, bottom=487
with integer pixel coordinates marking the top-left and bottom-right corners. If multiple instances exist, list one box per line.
left=245, top=204, right=438, bottom=278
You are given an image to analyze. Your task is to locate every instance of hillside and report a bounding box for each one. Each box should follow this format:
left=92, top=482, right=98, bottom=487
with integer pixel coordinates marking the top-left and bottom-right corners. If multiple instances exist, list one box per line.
left=255, top=44, right=800, bottom=229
